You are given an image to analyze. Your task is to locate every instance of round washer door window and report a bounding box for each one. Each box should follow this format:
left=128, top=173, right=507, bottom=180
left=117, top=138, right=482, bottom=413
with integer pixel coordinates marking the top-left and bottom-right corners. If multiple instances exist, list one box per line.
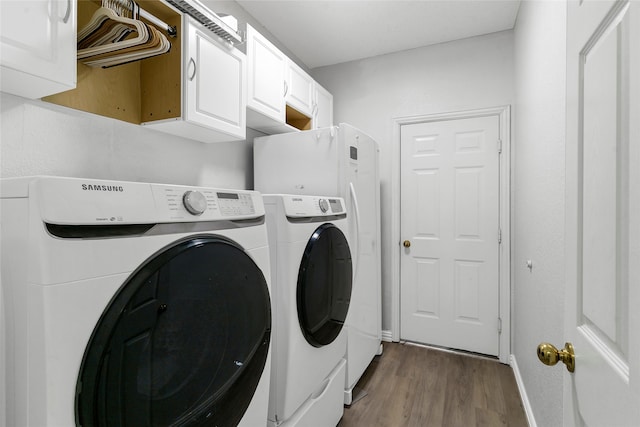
left=297, top=223, right=352, bottom=347
left=76, top=235, right=271, bottom=427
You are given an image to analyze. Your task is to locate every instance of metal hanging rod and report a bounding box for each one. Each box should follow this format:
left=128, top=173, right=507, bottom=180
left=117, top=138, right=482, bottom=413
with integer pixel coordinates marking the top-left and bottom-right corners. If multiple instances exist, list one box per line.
left=138, top=7, right=177, bottom=37
left=110, top=0, right=178, bottom=37
left=164, top=0, right=243, bottom=44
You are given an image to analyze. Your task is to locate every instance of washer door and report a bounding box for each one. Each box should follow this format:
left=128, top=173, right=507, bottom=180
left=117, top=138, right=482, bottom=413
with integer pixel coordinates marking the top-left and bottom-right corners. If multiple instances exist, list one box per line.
left=297, top=223, right=352, bottom=347
left=76, top=235, right=271, bottom=427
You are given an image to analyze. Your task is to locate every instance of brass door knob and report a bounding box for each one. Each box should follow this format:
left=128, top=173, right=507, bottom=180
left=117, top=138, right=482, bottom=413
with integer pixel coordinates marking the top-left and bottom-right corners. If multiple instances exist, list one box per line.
left=537, top=342, right=575, bottom=372
left=403, top=240, right=411, bottom=248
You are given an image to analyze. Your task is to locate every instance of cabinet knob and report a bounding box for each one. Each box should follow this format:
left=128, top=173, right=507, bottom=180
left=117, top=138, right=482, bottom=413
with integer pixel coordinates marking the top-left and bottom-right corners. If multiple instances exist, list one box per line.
left=403, top=240, right=411, bottom=248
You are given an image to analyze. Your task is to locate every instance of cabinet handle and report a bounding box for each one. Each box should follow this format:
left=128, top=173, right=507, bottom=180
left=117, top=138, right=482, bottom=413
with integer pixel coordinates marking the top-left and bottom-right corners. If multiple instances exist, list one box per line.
left=62, top=0, right=71, bottom=23
left=283, top=81, right=288, bottom=97
left=188, top=58, right=197, bottom=81
left=312, top=102, right=318, bottom=117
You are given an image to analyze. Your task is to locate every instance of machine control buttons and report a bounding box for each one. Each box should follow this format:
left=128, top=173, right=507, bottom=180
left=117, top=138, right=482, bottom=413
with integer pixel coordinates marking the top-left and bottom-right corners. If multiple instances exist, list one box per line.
left=183, top=191, right=207, bottom=215
left=318, top=199, right=329, bottom=213
left=218, top=193, right=255, bottom=216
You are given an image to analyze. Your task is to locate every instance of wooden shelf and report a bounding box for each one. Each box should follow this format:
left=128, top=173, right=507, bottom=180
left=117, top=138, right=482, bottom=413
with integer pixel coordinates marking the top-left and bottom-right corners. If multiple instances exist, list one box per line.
left=43, top=0, right=182, bottom=125
left=286, top=105, right=312, bottom=131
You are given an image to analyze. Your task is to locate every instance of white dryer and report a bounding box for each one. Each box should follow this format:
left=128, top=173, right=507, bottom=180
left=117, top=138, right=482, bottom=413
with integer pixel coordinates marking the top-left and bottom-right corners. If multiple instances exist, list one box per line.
left=0, top=176, right=272, bottom=427
left=263, top=194, right=351, bottom=427
left=254, top=124, right=382, bottom=405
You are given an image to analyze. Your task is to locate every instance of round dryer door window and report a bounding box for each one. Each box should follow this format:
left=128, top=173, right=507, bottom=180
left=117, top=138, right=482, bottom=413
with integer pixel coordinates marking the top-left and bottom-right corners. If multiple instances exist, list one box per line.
left=76, top=235, right=271, bottom=427
left=297, top=223, right=353, bottom=347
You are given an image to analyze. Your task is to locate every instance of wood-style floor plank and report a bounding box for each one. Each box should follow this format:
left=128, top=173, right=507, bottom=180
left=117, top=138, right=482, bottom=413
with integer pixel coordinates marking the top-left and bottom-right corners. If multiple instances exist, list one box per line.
left=338, top=342, right=528, bottom=427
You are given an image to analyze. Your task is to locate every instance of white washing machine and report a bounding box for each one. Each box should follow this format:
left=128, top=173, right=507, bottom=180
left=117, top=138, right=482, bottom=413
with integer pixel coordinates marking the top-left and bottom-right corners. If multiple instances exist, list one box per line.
left=263, top=194, right=351, bottom=427
left=0, top=176, right=272, bottom=427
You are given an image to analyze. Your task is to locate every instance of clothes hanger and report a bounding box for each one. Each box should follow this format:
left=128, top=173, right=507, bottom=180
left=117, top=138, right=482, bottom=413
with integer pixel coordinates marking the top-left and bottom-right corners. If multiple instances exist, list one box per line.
left=78, top=17, right=135, bottom=50
left=77, top=0, right=171, bottom=68
left=77, top=0, right=139, bottom=46
left=83, top=23, right=171, bottom=68
left=77, top=7, right=148, bottom=60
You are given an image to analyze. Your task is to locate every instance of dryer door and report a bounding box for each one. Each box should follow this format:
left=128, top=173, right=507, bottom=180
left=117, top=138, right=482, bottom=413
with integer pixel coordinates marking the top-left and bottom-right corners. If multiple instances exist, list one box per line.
left=76, top=235, right=271, bottom=427
left=297, top=223, right=352, bottom=347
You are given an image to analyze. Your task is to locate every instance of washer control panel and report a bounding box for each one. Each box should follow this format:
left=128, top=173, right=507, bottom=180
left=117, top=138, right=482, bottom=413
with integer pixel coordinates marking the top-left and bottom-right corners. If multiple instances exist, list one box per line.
left=154, top=186, right=257, bottom=221
left=281, top=195, right=346, bottom=218
left=29, top=177, right=264, bottom=225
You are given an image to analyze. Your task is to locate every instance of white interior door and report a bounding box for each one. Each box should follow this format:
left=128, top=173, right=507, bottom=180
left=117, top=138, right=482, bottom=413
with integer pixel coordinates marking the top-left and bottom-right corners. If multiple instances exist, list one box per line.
left=562, top=1, right=640, bottom=425
left=400, top=115, right=501, bottom=356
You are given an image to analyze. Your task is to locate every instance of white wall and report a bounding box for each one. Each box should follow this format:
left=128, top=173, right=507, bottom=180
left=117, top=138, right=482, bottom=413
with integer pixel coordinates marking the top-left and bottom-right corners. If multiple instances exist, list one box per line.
left=312, top=31, right=515, bottom=332
left=1, top=93, right=258, bottom=189
left=512, top=2, right=567, bottom=426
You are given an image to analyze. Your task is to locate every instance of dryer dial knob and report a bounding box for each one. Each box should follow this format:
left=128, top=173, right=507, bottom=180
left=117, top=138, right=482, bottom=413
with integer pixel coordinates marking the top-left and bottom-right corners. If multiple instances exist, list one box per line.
left=183, top=191, right=207, bottom=215
left=318, top=198, right=329, bottom=213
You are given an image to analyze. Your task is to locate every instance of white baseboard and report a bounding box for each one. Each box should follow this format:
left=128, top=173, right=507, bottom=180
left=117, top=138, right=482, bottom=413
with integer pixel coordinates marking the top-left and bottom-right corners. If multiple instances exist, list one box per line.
left=510, top=354, right=537, bottom=427
left=381, top=330, right=393, bottom=342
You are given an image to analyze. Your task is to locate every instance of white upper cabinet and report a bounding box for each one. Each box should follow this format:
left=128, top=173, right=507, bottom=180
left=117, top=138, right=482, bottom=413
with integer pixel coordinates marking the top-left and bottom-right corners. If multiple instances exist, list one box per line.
left=246, top=24, right=287, bottom=132
left=285, top=59, right=314, bottom=117
left=245, top=25, right=333, bottom=133
left=181, top=16, right=246, bottom=140
left=313, top=82, right=333, bottom=129
left=1, top=0, right=76, bottom=99
left=143, top=16, right=246, bottom=142
left=39, top=3, right=246, bottom=144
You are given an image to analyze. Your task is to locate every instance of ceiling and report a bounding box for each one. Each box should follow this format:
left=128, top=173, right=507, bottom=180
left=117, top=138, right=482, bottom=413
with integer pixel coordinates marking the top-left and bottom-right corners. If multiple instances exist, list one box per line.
left=236, top=0, right=521, bottom=69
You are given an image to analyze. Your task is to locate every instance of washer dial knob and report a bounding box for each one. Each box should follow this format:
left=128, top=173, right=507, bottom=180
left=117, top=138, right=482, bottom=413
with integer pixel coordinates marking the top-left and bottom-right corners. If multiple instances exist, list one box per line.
left=183, top=191, right=207, bottom=215
left=318, top=198, right=329, bottom=213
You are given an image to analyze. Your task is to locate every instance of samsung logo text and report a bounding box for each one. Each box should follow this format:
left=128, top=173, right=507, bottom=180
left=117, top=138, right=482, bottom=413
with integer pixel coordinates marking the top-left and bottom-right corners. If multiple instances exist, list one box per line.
left=81, top=184, right=125, bottom=192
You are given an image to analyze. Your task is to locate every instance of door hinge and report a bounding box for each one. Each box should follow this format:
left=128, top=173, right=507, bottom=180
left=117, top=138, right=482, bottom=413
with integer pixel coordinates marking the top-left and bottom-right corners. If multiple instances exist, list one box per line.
left=498, top=317, right=503, bottom=334
left=498, top=228, right=502, bottom=244
left=497, top=139, right=502, bottom=154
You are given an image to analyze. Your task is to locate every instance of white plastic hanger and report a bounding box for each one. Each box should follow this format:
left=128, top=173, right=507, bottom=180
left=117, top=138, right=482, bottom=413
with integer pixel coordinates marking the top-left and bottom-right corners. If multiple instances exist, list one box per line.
left=76, top=0, right=171, bottom=68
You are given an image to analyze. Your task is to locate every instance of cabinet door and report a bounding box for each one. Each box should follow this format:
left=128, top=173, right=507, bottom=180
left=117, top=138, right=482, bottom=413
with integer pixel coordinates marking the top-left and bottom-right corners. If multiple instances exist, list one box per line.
left=285, top=60, right=314, bottom=116
left=314, top=82, right=333, bottom=129
left=246, top=24, right=286, bottom=123
left=185, top=18, right=246, bottom=139
left=0, top=0, right=76, bottom=99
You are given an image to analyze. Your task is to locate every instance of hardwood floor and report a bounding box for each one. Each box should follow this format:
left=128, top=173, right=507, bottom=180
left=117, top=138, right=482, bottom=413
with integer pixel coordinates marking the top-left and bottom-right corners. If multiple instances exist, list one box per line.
left=338, top=342, right=528, bottom=427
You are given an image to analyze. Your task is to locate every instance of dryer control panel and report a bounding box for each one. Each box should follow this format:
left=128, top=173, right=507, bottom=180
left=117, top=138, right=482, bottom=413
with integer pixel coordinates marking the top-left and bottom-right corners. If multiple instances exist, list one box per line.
left=281, top=195, right=346, bottom=219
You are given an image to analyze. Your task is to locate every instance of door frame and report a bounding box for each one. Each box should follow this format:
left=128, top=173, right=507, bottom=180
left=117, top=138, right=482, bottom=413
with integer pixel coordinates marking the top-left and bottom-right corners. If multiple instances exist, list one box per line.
left=390, top=105, right=512, bottom=363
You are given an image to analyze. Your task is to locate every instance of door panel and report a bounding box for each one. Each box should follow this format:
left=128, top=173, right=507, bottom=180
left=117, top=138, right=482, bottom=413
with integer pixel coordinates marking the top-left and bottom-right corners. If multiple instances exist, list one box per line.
left=246, top=24, right=286, bottom=122
left=0, top=0, right=76, bottom=98
left=285, top=60, right=314, bottom=115
left=400, top=115, right=500, bottom=356
left=455, top=167, right=482, bottom=239
left=565, top=1, right=640, bottom=425
left=186, top=19, right=245, bottom=136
